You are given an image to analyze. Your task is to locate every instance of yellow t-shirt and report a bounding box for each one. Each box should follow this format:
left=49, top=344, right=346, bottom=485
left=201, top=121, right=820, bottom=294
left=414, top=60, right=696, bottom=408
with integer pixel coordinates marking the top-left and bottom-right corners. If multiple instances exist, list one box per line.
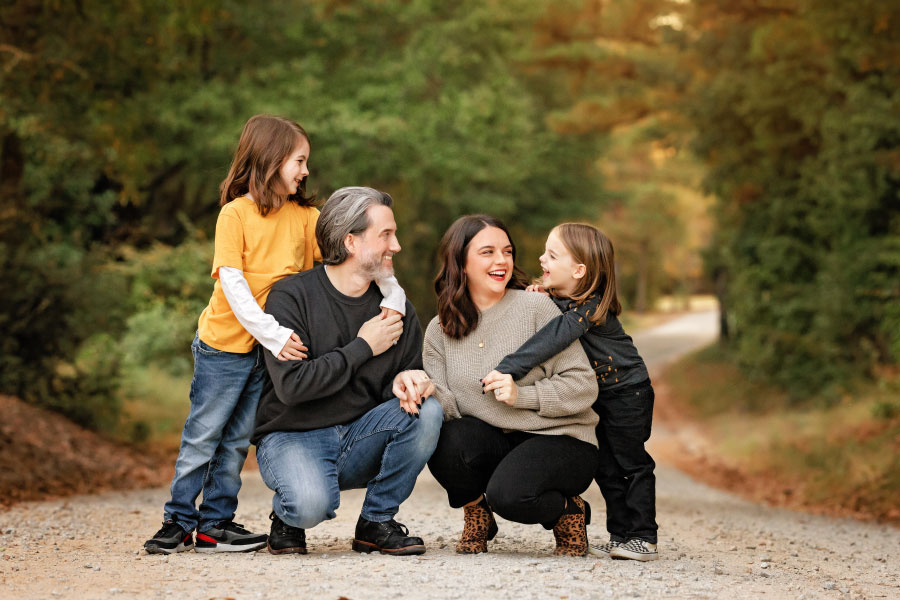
left=197, top=196, right=321, bottom=352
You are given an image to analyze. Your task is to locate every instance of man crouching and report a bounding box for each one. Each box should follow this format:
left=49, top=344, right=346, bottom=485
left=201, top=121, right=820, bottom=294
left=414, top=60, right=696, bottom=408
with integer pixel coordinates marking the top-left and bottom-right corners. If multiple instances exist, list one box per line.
left=253, top=186, right=441, bottom=556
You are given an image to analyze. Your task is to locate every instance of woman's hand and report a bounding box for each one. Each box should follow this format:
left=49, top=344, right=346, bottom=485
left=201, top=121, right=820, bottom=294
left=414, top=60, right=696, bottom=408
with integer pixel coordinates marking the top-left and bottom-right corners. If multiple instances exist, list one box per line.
left=482, top=370, right=517, bottom=407
left=277, top=332, right=308, bottom=361
left=393, top=369, right=434, bottom=415
left=525, top=284, right=549, bottom=296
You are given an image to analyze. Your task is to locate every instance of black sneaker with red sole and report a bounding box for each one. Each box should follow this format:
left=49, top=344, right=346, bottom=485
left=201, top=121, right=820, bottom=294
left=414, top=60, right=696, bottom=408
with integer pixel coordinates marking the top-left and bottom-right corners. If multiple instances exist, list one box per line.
left=144, top=520, right=194, bottom=555
left=195, top=520, right=267, bottom=553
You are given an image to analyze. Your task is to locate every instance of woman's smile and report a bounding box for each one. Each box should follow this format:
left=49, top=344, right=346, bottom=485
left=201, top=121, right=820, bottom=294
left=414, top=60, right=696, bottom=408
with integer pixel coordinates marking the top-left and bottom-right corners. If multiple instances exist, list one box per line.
left=464, top=226, right=515, bottom=310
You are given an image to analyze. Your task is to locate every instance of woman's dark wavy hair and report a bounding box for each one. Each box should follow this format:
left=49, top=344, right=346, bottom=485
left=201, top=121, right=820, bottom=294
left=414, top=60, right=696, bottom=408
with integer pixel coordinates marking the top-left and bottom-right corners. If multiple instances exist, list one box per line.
left=434, top=214, right=528, bottom=339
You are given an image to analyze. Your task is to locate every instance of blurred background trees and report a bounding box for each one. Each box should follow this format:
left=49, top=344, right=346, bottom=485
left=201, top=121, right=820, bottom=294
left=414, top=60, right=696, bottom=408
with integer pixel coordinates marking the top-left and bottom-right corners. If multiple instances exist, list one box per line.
left=687, top=0, right=900, bottom=396
left=1, top=0, right=897, bottom=434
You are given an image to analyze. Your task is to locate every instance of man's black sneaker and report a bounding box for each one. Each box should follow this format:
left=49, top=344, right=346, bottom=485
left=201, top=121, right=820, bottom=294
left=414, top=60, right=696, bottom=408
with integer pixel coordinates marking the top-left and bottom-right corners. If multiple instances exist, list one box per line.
left=352, top=516, right=426, bottom=556
left=144, top=520, right=194, bottom=555
left=195, top=520, right=267, bottom=553
left=267, top=512, right=307, bottom=555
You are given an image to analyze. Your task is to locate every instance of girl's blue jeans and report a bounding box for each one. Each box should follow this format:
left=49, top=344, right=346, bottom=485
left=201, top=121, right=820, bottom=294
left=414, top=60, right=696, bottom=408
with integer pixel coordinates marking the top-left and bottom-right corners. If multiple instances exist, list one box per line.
left=163, top=334, right=265, bottom=534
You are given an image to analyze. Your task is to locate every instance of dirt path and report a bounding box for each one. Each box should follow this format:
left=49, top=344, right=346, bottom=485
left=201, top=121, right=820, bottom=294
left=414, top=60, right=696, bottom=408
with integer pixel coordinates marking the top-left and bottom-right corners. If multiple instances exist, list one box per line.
left=2, top=311, right=898, bottom=600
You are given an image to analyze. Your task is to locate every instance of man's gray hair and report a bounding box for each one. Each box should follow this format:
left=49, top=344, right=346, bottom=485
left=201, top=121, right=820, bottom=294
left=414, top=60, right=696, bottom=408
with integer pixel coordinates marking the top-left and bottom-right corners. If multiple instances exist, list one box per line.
left=316, top=186, right=394, bottom=265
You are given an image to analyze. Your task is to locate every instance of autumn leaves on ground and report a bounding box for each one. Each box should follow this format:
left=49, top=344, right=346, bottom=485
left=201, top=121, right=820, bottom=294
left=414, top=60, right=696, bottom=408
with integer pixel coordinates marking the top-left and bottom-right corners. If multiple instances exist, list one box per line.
left=656, top=349, right=900, bottom=526
left=0, top=395, right=171, bottom=508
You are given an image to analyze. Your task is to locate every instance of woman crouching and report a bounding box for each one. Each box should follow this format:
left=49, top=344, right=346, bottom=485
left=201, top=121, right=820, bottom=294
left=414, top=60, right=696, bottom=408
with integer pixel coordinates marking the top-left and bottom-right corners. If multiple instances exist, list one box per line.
left=424, top=214, right=599, bottom=556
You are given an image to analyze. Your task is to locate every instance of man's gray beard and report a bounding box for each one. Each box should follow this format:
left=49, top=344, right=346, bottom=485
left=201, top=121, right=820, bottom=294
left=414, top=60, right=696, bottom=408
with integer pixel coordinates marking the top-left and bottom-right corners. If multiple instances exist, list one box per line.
left=358, top=255, right=393, bottom=281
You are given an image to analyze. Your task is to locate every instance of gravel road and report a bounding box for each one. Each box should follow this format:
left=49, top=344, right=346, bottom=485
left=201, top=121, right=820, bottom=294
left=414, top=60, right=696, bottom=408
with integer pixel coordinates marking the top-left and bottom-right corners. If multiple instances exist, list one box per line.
left=2, top=311, right=898, bottom=600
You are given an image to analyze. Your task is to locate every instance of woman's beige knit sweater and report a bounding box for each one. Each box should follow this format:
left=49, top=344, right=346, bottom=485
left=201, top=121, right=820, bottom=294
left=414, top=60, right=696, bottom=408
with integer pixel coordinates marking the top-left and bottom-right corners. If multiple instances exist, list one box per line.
left=423, top=289, right=599, bottom=447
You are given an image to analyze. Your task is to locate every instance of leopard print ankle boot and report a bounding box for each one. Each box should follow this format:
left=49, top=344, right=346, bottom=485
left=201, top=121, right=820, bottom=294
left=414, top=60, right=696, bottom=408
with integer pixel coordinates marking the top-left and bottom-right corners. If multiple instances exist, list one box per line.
left=552, top=495, right=591, bottom=556
left=456, top=497, right=499, bottom=554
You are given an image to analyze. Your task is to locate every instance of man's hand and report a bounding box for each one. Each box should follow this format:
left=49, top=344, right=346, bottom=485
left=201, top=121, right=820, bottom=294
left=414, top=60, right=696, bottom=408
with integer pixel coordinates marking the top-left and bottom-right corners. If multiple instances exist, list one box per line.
left=393, top=370, right=434, bottom=415
left=482, top=370, right=517, bottom=407
left=357, top=312, right=403, bottom=356
left=277, top=332, right=308, bottom=361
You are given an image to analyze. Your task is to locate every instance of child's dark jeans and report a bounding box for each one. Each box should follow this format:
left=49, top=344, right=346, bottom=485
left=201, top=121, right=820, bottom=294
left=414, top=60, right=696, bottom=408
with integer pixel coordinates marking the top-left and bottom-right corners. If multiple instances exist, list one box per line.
left=593, top=379, right=658, bottom=544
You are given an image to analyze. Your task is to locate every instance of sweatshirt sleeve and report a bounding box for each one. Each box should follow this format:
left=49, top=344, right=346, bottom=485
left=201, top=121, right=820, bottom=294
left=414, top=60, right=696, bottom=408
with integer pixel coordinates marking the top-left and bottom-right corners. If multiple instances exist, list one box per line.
left=422, top=318, right=462, bottom=420
left=511, top=297, right=598, bottom=417
left=263, top=287, right=374, bottom=406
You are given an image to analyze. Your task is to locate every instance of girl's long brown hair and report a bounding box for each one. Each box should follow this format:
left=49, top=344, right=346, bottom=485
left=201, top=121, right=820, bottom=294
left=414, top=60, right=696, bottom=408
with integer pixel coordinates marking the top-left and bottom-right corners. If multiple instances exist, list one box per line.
left=552, top=223, right=621, bottom=325
left=434, top=214, right=528, bottom=339
left=219, top=115, right=316, bottom=216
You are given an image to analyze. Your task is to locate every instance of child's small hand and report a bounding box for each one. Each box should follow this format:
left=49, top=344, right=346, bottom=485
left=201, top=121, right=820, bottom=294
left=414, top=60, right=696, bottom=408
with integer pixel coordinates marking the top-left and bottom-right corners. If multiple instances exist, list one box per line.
left=482, top=370, right=517, bottom=407
left=278, top=332, right=308, bottom=361
left=380, top=307, right=403, bottom=319
left=525, top=284, right=549, bottom=296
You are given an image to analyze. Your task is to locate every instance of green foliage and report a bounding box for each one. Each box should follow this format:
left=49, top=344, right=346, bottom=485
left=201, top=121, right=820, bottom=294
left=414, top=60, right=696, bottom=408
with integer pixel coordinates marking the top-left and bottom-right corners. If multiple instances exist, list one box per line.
left=1, top=0, right=602, bottom=429
left=688, top=0, right=900, bottom=396
left=117, top=241, right=214, bottom=376
left=0, top=240, right=128, bottom=429
left=872, top=400, right=899, bottom=421
left=8, top=0, right=895, bottom=432
left=521, top=0, right=708, bottom=311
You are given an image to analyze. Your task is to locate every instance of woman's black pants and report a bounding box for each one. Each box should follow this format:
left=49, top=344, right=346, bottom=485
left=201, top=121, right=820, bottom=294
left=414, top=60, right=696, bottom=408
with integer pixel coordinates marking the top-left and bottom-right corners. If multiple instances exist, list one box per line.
left=427, top=417, right=598, bottom=528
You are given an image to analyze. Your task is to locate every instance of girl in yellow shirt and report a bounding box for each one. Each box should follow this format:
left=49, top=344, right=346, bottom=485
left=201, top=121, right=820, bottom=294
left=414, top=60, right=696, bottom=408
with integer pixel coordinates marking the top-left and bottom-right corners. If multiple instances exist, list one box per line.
left=144, top=115, right=405, bottom=554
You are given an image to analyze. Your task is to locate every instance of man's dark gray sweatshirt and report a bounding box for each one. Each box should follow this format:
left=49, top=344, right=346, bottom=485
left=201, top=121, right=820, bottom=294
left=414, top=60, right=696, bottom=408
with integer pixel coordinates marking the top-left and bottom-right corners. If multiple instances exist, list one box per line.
left=494, top=293, right=649, bottom=392
left=252, top=265, right=422, bottom=444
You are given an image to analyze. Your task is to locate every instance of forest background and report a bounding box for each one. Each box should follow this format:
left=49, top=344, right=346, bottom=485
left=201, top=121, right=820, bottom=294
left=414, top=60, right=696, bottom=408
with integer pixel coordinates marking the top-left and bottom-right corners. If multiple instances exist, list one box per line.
left=1, top=0, right=898, bottom=510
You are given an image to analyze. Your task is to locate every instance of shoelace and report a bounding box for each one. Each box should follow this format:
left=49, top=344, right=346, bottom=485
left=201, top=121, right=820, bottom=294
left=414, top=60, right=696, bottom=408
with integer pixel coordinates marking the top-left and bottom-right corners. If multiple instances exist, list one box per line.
left=271, top=518, right=303, bottom=538
left=219, top=521, right=250, bottom=535
left=154, top=521, right=183, bottom=538
left=387, top=520, right=410, bottom=536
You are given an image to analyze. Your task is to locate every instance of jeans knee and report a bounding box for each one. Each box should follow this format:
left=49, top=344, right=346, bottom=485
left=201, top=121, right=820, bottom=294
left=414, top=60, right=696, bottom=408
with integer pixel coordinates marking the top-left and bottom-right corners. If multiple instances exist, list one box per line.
left=278, top=486, right=336, bottom=529
left=410, top=397, right=442, bottom=452
left=418, top=398, right=443, bottom=434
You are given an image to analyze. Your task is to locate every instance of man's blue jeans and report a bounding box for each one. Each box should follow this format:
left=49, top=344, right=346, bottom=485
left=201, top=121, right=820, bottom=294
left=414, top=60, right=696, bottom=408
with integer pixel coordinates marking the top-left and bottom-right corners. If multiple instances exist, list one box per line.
left=163, top=335, right=266, bottom=533
left=256, top=397, right=442, bottom=528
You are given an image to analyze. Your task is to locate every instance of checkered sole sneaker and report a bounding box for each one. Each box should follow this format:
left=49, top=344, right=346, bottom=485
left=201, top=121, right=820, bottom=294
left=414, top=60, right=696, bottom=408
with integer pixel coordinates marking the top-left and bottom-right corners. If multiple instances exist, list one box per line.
left=609, top=538, right=659, bottom=561
left=588, top=539, right=622, bottom=557
left=195, top=521, right=267, bottom=553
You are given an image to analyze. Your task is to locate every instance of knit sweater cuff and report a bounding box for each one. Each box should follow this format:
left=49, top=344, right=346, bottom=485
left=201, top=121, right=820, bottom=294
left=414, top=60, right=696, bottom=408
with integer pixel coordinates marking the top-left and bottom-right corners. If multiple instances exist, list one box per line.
left=514, top=385, right=540, bottom=410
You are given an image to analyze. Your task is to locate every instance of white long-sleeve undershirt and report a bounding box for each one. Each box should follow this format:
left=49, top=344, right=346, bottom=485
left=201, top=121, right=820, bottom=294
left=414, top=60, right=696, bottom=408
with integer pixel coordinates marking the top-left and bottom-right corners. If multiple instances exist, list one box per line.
left=219, top=266, right=406, bottom=356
